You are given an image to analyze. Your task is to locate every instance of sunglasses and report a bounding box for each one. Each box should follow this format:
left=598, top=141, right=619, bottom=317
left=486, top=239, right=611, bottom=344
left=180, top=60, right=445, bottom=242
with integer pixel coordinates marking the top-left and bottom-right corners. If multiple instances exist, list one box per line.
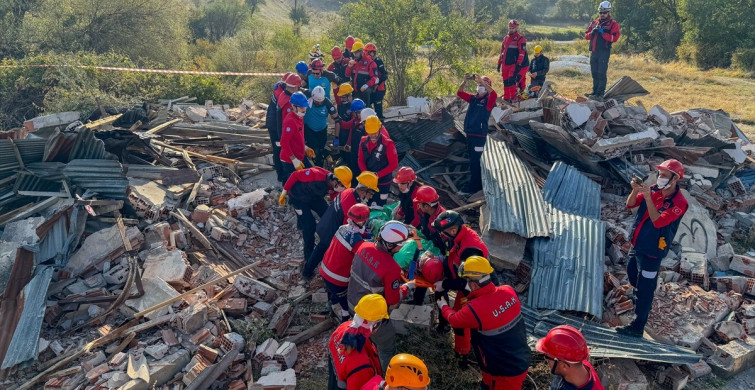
left=599, top=11, right=608, bottom=14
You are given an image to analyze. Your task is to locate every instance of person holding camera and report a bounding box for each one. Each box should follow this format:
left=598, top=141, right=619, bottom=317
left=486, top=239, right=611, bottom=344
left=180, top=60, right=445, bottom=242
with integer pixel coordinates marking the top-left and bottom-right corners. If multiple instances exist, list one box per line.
left=585, top=1, right=621, bottom=99
left=456, top=74, right=496, bottom=196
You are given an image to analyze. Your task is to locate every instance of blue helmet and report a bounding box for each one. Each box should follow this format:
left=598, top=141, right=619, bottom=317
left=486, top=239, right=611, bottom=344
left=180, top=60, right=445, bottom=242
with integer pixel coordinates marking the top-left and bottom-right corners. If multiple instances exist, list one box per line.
left=290, top=91, right=309, bottom=108
left=295, top=61, right=309, bottom=75
left=350, top=99, right=366, bottom=112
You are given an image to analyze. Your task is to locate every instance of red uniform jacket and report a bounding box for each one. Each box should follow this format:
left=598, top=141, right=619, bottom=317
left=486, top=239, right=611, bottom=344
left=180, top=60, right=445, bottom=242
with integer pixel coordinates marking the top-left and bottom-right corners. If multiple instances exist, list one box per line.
left=347, top=58, right=379, bottom=90
left=320, top=224, right=367, bottom=287
left=357, top=129, right=398, bottom=185
left=347, top=242, right=408, bottom=309
left=329, top=321, right=381, bottom=390
left=498, top=32, right=527, bottom=67
left=279, top=111, right=305, bottom=164
left=443, top=225, right=489, bottom=291
left=585, top=18, right=621, bottom=52
left=359, top=376, right=384, bottom=390
left=442, top=283, right=530, bottom=377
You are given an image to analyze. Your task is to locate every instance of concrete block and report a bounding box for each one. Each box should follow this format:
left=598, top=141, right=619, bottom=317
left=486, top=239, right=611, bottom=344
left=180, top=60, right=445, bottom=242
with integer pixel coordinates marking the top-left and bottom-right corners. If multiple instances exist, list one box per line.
left=267, top=304, right=294, bottom=337
left=312, top=292, right=329, bottom=303
left=657, top=366, right=689, bottom=390
left=144, top=343, right=169, bottom=360
left=197, top=344, right=219, bottom=363
left=106, top=371, right=131, bottom=388
left=565, top=103, right=591, bottom=127
left=261, top=360, right=283, bottom=375
left=220, top=332, right=245, bottom=353
left=207, top=108, right=228, bottom=121
left=727, top=177, right=747, bottom=196
left=602, top=105, right=626, bottom=121
left=508, top=109, right=543, bottom=125
left=390, top=304, right=434, bottom=335
left=649, top=105, right=672, bottom=126
left=674, top=190, right=718, bottom=260
left=85, top=363, right=110, bottom=383
left=679, top=250, right=709, bottom=289
left=178, top=303, right=208, bottom=334
left=183, top=354, right=212, bottom=386
left=142, top=250, right=191, bottom=287
left=161, top=329, right=179, bottom=346
left=125, top=277, right=179, bottom=320
left=66, top=225, right=144, bottom=277
left=219, top=298, right=247, bottom=316
left=184, top=106, right=207, bottom=122
left=24, top=111, right=79, bottom=131
left=682, top=360, right=712, bottom=379
left=731, top=255, right=755, bottom=277
left=255, top=338, right=280, bottom=362
left=714, top=321, right=746, bottom=343
left=686, top=165, right=720, bottom=179
left=596, top=358, right=649, bottom=390
left=707, top=338, right=755, bottom=378
left=234, top=275, right=274, bottom=301
left=274, top=341, right=298, bottom=369
left=592, top=127, right=658, bottom=157
left=103, top=264, right=128, bottom=285
left=83, top=351, right=106, bottom=371
left=253, top=368, right=296, bottom=389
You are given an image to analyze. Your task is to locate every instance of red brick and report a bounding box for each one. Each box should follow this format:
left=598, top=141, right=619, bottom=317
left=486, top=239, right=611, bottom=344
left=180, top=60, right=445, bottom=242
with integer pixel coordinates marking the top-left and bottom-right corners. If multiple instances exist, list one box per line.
left=197, top=345, right=219, bottom=363
left=190, top=328, right=211, bottom=345
left=162, top=329, right=179, bottom=346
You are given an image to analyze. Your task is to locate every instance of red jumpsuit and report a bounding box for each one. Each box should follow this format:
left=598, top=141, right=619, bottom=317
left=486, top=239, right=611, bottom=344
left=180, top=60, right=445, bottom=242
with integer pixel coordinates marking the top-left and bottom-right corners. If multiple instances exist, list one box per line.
left=346, top=57, right=379, bottom=106
left=498, top=32, right=527, bottom=100
left=279, top=111, right=305, bottom=164
left=329, top=321, right=381, bottom=390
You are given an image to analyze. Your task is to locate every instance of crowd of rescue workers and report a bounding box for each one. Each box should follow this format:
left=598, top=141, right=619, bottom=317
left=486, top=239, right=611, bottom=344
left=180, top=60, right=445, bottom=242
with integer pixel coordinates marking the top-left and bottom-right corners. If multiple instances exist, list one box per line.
left=263, top=2, right=689, bottom=389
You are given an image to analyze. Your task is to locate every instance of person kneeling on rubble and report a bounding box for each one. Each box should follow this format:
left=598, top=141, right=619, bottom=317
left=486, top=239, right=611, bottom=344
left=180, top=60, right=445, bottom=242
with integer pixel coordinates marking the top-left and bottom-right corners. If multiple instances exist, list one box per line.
left=320, top=203, right=372, bottom=322
left=302, top=171, right=379, bottom=281
left=391, top=167, right=422, bottom=226
left=361, top=353, right=431, bottom=390
left=457, top=74, right=496, bottom=196
left=536, top=325, right=604, bottom=390
left=358, top=115, right=398, bottom=209
left=438, top=256, right=530, bottom=389
left=328, top=294, right=386, bottom=390
left=279, top=165, right=352, bottom=265
left=617, top=159, right=688, bottom=338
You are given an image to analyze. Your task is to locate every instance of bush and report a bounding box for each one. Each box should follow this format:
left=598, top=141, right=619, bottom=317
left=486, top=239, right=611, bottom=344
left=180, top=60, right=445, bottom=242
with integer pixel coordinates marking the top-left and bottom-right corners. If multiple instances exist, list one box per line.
left=732, top=48, right=755, bottom=73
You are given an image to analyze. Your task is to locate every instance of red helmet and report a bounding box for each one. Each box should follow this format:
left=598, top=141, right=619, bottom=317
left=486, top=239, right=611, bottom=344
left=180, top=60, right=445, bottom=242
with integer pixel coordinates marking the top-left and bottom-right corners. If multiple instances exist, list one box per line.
left=535, top=325, right=589, bottom=363
left=286, top=74, right=302, bottom=87
left=480, top=76, right=492, bottom=85
left=345, top=36, right=355, bottom=50
left=331, top=46, right=343, bottom=60
left=281, top=72, right=292, bottom=83
left=413, top=186, right=439, bottom=204
left=311, top=59, right=325, bottom=71
left=347, top=203, right=371, bottom=224
left=419, top=256, right=444, bottom=284
left=364, top=43, right=377, bottom=53
left=657, top=159, right=684, bottom=179
left=509, top=19, right=519, bottom=28
left=393, top=167, right=417, bottom=183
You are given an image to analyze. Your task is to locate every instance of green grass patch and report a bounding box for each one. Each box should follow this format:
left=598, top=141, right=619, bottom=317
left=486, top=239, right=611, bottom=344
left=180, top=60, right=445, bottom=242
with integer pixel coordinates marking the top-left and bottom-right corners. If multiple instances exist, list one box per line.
left=522, top=24, right=586, bottom=41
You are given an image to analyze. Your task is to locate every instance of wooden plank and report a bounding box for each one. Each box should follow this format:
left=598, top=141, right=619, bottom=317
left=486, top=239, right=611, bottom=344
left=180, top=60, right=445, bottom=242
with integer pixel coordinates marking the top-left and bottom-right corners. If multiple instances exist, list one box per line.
left=145, top=118, right=182, bottom=135
left=160, top=169, right=200, bottom=186
left=151, top=140, right=253, bottom=167
left=283, top=318, right=337, bottom=345
left=450, top=200, right=486, bottom=213
left=84, top=114, right=123, bottom=129
left=17, top=190, right=69, bottom=197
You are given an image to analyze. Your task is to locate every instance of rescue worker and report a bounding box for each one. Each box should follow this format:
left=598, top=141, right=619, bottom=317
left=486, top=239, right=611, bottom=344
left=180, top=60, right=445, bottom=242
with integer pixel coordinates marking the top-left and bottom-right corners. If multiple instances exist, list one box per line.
left=414, top=186, right=446, bottom=251
left=329, top=47, right=352, bottom=102
left=391, top=167, right=422, bottom=226
left=457, top=74, right=496, bottom=196
left=280, top=165, right=352, bottom=264
left=497, top=19, right=527, bottom=101
left=320, top=203, right=372, bottom=322
left=536, top=325, right=604, bottom=390
left=438, top=256, right=530, bottom=389
left=528, top=45, right=550, bottom=93
left=309, top=59, right=333, bottom=100
left=410, top=253, right=445, bottom=306
left=304, top=86, right=340, bottom=167
left=344, top=36, right=356, bottom=60
left=310, top=44, right=325, bottom=62
left=279, top=91, right=316, bottom=182
left=365, top=43, right=388, bottom=120
left=328, top=294, right=386, bottom=390
left=358, top=115, right=398, bottom=208
left=346, top=41, right=379, bottom=107
left=618, top=159, right=688, bottom=338
left=433, top=210, right=488, bottom=365
left=303, top=171, right=379, bottom=280
left=516, top=46, right=530, bottom=98
left=585, top=1, right=621, bottom=99
left=360, top=354, right=431, bottom=390
left=336, top=94, right=361, bottom=169
left=351, top=107, right=375, bottom=179
left=348, top=220, right=414, bottom=372
left=265, top=72, right=291, bottom=182
left=276, top=73, right=303, bottom=157
left=296, top=61, right=310, bottom=88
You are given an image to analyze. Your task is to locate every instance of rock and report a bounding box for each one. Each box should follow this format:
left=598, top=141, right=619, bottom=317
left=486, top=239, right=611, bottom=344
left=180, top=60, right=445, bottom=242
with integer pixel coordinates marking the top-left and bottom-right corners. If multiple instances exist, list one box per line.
left=714, top=321, right=746, bottom=343
left=142, top=250, right=191, bottom=287
left=252, top=368, right=296, bottom=390
left=565, top=103, right=592, bottom=127
left=674, top=190, right=718, bottom=260
left=65, top=225, right=144, bottom=277
left=390, top=304, right=434, bottom=335
left=125, top=277, right=179, bottom=320
left=649, top=105, right=672, bottom=126
left=177, top=303, right=208, bottom=334
left=682, top=360, right=712, bottom=379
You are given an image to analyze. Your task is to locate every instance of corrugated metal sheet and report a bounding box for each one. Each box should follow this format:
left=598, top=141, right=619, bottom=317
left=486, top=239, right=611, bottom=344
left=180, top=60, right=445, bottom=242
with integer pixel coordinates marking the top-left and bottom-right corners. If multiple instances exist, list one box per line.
left=397, top=154, right=442, bottom=189
left=530, top=208, right=606, bottom=318
left=44, top=128, right=117, bottom=162
left=542, top=162, right=601, bottom=219
left=522, top=305, right=700, bottom=364
left=603, top=76, right=649, bottom=101
left=62, top=159, right=128, bottom=199
left=605, top=157, right=647, bottom=184
left=0, top=265, right=53, bottom=369
left=481, top=137, right=550, bottom=237
left=501, top=123, right=542, bottom=159
left=383, top=111, right=456, bottom=154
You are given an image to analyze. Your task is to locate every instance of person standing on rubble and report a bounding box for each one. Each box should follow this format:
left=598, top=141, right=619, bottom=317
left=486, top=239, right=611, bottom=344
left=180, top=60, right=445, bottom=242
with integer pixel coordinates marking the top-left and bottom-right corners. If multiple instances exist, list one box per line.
left=391, top=167, right=422, bottom=226
left=346, top=41, right=379, bottom=108
left=433, top=210, right=488, bottom=367
left=361, top=353, right=431, bottom=390
left=415, top=186, right=446, bottom=251
left=344, top=36, right=356, bottom=60
left=438, top=256, right=530, bottom=389
left=304, top=86, right=341, bottom=167
left=585, top=1, right=621, bottom=99
left=617, top=159, right=688, bottom=338
left=365, top=43, right=388, bottom=120
left=309, top=59, right=341, bottom=101
left=528, top=45, right=550, bottom=94
left=457, top=74, right=496, bottom=196
left=320, top=203, right=372, bottom=322
left=358, top=115, right=398, bottom=209
left=536, top=325, right=604, bottom=390
left=279, top=91, right=316, bottom=181
left=302, top=171, right=379, bottom=281
left=330, top=47, right=352, bottom=104
left=279, top=165, right=353, bottom=264
left=328, top=294, right=386, bottom=390
left=265, top=72, right=291, bottom=182
left=348, top=220, right=415, bottom=373
left=336, top=92, right=360, bottom=169
left=497, top=19, right=527, bottom=101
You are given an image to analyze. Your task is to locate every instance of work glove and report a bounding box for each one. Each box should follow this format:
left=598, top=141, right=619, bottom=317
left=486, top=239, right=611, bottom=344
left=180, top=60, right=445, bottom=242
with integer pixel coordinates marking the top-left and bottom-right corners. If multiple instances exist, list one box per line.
left=305, top=146, right=316, bottom=158
left=436, top=297, right=448, bottom=310
left=433, top=280, right=444, bottom=292
left=591, top=26, right=599, bottom=35
left=391, top=205, right=401, bottom=220
left=496, top=63, right=501, bottom=73
left=360, top=84, right=369, bottom=92
left=333, top=137, right=340, bottom=147
left=348, top=60, right=356, bottom=67
left=599, top=26, right=605, bottom=34
left=291, top=158, right=304, bottom=170
left=278, top=191, right=288, bottom=206
left=403, top=280, right=415, bottom=290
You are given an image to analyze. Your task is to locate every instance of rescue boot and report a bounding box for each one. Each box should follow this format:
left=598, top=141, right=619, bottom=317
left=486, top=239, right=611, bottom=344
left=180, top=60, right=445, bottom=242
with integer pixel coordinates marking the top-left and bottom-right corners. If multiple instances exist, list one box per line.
left=455, top=352, right=469, bottom=370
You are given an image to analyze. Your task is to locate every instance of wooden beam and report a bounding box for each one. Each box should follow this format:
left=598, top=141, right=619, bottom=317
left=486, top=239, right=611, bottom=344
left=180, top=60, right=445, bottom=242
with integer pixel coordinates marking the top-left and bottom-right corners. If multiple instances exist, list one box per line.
left=450, top=200, right=486, bottom=213
left=85, top=114, right=123, bottom=129
left=170, top=211, right=212, bottom=249
left=283, top=318, right=337, bottom=345
left=145, top=118, right=182, bottom=135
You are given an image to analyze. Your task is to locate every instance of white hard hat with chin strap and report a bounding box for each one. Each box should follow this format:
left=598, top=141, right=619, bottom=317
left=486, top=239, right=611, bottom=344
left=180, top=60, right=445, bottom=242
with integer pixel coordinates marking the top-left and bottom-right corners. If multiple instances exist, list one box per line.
left=599, top=1, right=611, bottom=11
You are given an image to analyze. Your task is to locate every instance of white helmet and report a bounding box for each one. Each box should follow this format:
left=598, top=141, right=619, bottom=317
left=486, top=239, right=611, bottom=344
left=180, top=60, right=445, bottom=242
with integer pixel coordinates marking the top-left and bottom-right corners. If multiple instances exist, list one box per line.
left=312, top=86, right=325, bottom=102
left=360, top=108, right=376, bottom=122
left=598, top=1, right=611, bottom=11
left=379, top=221, right=409, bottom=245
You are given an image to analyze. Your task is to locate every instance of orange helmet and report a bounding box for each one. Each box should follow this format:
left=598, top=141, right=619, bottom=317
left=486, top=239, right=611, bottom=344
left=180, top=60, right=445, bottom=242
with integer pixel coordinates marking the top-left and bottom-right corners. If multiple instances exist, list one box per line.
left=393, top=167, right=417, bottom=183
left=385, top=354, right=430, bottom=388
left=413, top=186, right=439, bottom=204
left=364, top=43, right=377, bottom=53
left=657, top=159, right=684, bottom=179
left=535, top=325, right=589, bottom=363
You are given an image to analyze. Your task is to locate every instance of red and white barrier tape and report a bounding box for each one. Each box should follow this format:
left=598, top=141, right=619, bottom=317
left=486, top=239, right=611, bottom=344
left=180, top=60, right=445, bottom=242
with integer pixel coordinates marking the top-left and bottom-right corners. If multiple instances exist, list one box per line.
left=0, top=63, right=284, bottom=77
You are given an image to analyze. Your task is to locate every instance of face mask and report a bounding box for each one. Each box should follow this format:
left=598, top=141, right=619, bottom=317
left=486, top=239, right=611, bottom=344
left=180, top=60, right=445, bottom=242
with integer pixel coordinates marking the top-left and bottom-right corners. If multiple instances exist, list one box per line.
left=465, top=282, right=471, bottom=292
left=296, top=110, right=306, bottom=118
left=477, top=86, right=486, bottom=95
left=657, top=177, right=670, bottom=189
left=399, top=184, right=411, bottom=194
left=334, top=184, right=346, bottom=193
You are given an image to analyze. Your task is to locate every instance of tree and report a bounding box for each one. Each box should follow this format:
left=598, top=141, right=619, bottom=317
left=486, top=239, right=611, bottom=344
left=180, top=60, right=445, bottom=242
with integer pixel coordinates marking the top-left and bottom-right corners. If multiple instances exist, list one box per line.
left=190, top=0, right=251, bottom=42
left=612, top=0, right=684, bottom=61
left=678, top=0, right=754, bottom=68
left=553, top=0, right=594, bottom=23
left=289, top=4, right=310, bottom=33
left=340, top=0, right=478, bottom=105
left=0, top=0, right=41, bottom=58
left=21, top=0, right=189, bottom=66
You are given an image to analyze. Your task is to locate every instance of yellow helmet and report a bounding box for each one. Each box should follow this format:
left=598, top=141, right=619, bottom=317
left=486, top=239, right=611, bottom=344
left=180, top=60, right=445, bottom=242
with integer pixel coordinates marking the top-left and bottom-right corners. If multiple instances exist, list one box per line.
left=354, top=294, right=389, bottom=321
left=353, top=38, right=363, bottom=46
left=337, top=83, right=354, bottom=96
left=352, top=41, right=365, bottom=52
left=356, top=171, right=379, bottom=192
left=534, top=45, right=543, bottom=54
left=385, top=354, right=431, bottom=388
left=458, top=255, right=494, bottom=279
left=365, top=115, right=382, bottom=134
left=333, top=166, right=352, bottom=188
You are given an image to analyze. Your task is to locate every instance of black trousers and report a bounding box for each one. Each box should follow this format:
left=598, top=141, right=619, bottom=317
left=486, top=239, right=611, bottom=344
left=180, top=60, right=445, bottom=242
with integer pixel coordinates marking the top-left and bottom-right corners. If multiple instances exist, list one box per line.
left=466, top=135, right=487, bottom=193
left=371, top=90, right=386, bottom=119
left=626, top=250, right=660, bottom=332
left=590, top=50, right=611, bottom=96
left=293, top=198, right=329, bottom=264
left=266, top=126, right=285, bottom=182
left=304, top=125, right=328, bottom=167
